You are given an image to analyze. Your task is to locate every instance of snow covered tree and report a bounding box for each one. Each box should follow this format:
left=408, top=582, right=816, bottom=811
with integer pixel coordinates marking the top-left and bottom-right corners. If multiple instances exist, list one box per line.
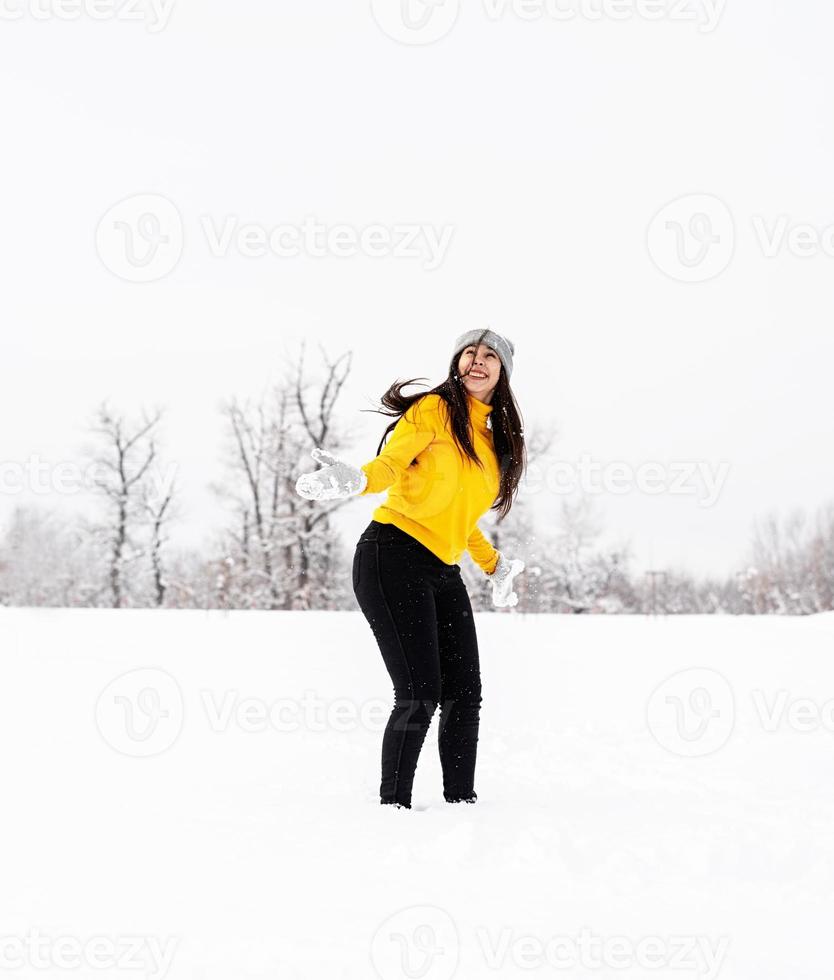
left=213, top=341, right=357, bottom=610
left=0, top=506, right=107, bottom=607
left=85, top=403, right=175, bottom=608
left=735, top=502, right=834, bottom=614
left=142, top=477, right=177, bottom=607
left=546, top=496, right=630, bottom=613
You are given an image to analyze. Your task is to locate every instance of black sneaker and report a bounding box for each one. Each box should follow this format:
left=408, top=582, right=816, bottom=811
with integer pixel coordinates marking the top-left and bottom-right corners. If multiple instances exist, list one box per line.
left=444, top=792, right=477, bottom=804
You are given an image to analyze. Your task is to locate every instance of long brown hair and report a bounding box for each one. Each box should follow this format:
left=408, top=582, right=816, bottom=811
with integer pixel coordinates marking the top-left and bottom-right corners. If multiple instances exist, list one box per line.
left=363, top=332, right=526, bottom=521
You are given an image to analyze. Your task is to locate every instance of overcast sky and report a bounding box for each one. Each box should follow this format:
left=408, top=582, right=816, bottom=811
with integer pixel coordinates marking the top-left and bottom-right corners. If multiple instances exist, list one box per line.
left=1, top=0, right=833, bottom=579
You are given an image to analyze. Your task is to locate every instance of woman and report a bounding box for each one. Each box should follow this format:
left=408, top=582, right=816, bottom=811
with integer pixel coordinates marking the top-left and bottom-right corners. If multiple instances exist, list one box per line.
left=295, top=328, right=526, bottom=809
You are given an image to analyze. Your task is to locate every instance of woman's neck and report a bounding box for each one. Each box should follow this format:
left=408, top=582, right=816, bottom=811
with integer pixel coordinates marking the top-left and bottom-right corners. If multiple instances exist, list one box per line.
left=466, top=390, right=494, bottom=407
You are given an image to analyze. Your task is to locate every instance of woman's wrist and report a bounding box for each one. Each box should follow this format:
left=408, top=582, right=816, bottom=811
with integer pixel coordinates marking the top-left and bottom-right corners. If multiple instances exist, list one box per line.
left=486, top=553, right=502, bottom=576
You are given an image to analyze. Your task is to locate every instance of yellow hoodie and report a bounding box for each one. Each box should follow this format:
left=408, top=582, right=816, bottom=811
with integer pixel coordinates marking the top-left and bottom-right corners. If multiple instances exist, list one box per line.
left=359, top=391, right=501, bottom=574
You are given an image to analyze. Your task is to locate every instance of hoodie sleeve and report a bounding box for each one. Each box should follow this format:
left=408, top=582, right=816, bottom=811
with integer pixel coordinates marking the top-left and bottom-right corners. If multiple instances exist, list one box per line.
left=359, top=395, right=439, bottom=496
left=467, top=524, right=500, bottom=575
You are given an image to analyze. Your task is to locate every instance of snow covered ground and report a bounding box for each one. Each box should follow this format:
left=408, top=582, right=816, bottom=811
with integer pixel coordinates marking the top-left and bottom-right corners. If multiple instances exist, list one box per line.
left=2, top=608, right=833, bottom=979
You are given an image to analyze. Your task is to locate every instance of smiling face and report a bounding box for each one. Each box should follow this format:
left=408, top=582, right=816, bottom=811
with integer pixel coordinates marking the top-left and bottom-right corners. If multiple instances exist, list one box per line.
left=457, top=342, right=501, bottom=402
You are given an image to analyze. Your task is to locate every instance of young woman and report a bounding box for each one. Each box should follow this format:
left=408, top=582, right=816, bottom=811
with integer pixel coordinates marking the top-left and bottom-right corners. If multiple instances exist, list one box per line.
left=295, top=328, right=526, bottom=810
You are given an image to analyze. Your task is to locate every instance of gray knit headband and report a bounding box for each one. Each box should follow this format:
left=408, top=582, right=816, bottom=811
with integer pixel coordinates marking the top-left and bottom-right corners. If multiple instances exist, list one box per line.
left=452, top=329, right=515, bottom=381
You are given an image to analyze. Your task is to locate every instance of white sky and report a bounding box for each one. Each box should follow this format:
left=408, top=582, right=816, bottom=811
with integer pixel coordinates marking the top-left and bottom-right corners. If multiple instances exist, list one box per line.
left=1, top=0, right=833, bottom=579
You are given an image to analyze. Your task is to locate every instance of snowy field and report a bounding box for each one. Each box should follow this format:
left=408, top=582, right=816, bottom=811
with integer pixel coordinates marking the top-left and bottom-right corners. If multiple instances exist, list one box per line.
left=2, top=608, right=833, bottom=980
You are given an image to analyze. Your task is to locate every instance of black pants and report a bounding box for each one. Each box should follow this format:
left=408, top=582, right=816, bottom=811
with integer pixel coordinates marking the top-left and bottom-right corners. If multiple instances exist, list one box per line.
left=352, top=520, right=483, bottom=808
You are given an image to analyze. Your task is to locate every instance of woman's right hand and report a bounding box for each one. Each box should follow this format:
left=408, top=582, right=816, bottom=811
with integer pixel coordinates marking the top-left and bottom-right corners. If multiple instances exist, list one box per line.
left=295, top=448, right=367, bottom=501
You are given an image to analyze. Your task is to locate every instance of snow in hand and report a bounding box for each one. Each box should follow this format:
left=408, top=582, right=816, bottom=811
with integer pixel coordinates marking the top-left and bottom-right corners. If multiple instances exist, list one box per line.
left=2, top=608, right=833, bottom=979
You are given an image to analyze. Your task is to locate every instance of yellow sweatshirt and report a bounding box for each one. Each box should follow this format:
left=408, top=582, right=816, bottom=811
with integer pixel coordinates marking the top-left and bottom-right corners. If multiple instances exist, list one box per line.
left=359, top=391, right=501, bottom=574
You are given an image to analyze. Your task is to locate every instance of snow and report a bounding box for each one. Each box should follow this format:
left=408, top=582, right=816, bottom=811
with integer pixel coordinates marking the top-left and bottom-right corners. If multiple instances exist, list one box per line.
left=2, top=608, right=833, bottom=979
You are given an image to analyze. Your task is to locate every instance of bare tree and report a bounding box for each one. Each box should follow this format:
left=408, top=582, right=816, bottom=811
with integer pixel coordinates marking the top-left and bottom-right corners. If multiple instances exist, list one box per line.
left=220, top=394, right=284, bottom=608
left=142, top=478, right=176, bottom=607
left=0, top=505, right=108, bottom=607
left=289, top=341, right=358, bottom=609
left=213, top=341, right=357, bottom=609
left=741, top=503, right=834, bottom=614
left=88, top=403, right=163, bottom=608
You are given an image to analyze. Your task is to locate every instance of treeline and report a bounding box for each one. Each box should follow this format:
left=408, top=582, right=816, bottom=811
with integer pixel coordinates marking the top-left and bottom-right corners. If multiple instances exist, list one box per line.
left=0, top=345, right=831, bottom=615
left=463, top=496, right=834, bottom=615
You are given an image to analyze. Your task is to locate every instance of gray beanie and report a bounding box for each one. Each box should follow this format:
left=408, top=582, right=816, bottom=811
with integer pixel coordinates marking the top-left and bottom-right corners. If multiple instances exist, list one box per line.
left=452, top=328, right=515, bottom=381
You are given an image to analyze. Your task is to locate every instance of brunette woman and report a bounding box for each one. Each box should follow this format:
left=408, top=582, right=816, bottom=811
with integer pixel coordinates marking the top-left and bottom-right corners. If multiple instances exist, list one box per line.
left=296, top=328, right=526, bottom=809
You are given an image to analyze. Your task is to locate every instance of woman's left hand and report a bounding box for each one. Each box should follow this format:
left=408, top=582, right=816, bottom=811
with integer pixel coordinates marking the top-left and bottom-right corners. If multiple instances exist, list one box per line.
left=489, top=553, right=525, bottom=608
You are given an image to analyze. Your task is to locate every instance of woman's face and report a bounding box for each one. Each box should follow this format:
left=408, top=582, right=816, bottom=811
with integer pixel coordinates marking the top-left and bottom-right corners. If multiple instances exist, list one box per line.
left=457, top=343, right=500, bottom=401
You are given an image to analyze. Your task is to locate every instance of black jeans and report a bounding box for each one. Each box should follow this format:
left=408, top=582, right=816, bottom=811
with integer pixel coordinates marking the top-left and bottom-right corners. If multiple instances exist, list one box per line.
left=352, top=520, right=483, bottom=808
